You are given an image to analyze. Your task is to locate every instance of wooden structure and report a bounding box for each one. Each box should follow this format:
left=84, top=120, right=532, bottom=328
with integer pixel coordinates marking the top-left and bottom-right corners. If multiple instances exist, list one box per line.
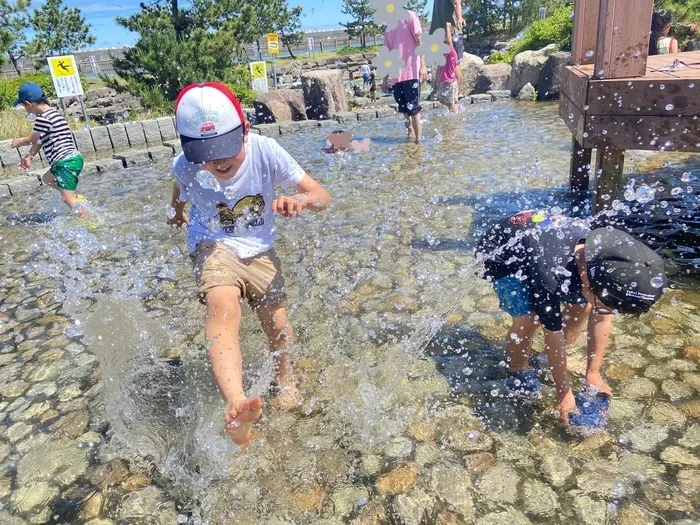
left=560, top=0, right=700, bottom=212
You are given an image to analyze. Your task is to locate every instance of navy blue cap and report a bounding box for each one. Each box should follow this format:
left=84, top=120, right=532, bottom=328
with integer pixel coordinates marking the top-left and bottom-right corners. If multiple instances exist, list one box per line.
left=13, top=82, right=47, bottom=106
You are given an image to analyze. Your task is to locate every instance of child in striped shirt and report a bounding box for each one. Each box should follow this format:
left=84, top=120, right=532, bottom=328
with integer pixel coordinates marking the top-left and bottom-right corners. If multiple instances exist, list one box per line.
left=11, top=82, right=88, bottom=217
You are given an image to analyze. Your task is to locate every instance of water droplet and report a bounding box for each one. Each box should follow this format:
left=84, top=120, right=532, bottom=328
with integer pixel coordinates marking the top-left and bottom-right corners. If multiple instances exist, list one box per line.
left=462, top=367, right=473, bottom=376
left=196, top=170, right=221, bottom=192
left=585, top=50, right=594, bottom=58
left=659, top=84, right=665, bottom=90
left=680, top=172, right=691, bottom=182
left=665, top=103, right=674, bottom=111
left=223, top=185, right=237, bottom=200
left=165, top=205, right=176, bottom=219
left=635, top=184, right=655, bottom=204
left=490, top=389, right=499, bottom=397
left=650, top=275, right=664, bottom=288
left=671, top=187, right=683, bottom=196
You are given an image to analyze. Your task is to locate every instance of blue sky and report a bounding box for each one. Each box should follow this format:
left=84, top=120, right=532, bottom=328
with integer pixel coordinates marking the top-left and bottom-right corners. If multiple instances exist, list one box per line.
left=59, top=0, right=363, bottom=49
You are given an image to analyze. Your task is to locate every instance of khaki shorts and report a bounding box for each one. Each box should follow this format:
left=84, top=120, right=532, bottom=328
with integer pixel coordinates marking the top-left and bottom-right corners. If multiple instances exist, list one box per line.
left=192, top=242, right=286, bottom=307
left=437, top=81, right=458, bottom=105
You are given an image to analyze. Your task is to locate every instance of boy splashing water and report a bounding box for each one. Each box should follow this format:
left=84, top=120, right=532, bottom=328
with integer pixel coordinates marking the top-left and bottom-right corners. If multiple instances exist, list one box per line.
left=11, top=82, right=88, bottom=217
left=168, top=83, right=331, bottom=444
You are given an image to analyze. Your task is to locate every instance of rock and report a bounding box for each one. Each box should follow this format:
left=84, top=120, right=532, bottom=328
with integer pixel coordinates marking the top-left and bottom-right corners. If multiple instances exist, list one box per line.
left=50, top=409, right=89, bottom=438
left=682, top=372, right=700, bottom=392
left=537, top=51, right=571, bottom=100
left=662, top=379, right=693, bottom=400
left=618, top=453, right=665, bottom=478
left=5, top=422, right=33, bottom=443
left=408, top=421, right=436, bottom=442
left=477, top=508, right=532, bottom=525
left=122, top=473, right=151, bottom=492
left=78, top=491, right=104, bottom=521
left=605, top=363, right=636, bottom=381
left=540, top=452, right=572, bottom=487
left=10, top=481, right=58, bottom=514
left=443, top=428, right=493, bottom=453
left=618, top=503, right=656, bottom=525
left=459, top=54, right=485, bottom=96
left=680, top=400, right=700, bottom=418
left=571, top=432, right=612, bottom=454
left=414, top=443, right=441, bottom=466
left=317, top=448, right=349, bottom=486
left=620, top=377, right=658, bottom=399
left=507, top=45, right=558, bottom=95
left=465, top=451, right=496, bottom=476
left=609, top=399, right=644, bottom=421
left=487, top=90, right=511, bottom=101
left=570, top=493, right=607, bottom=525
left=17, top=437, right=90, bottom=487
left=294, top=482, right=326, bottom=512
left=428, top=463, right=475, bottom=520
left=434, top=510, right=462, bottom=525
left=627, top=423, right=668, bottom=453
left=331, top=485, right=369, bottom=517
left=516, top=83, right=536, bottom=101
left=118, top=485, right=177, bottom=522
left=643, top=480, right=693, bottom=512
left=359, top=454, right=382, bottom=476
left=391, top=489, right=433, bottom=525
left=676, top=469, right=700, bottom=496
left=475, top=64, right=512, bottom=93
left=376, top=462, right=420, bottom=496
left=382, top=295, right=419, bottom=313
left=478, top=463, right=519, bottom=505
left=352, top=499, right=386, bottom=525
left=660, top=446, right=700, bottom=467
left=253, top=89, right=308, bottom=123
left=683, top=346, right=700, bottom=361
left=383, top=436, right=414, bottom=459
left=679, top=424, right=700, bottom=450
left=302, top=70, right=348, bottom=120
left=647, top=402, right=687, bottom=428
left=522, top=479, right=558, bottom=517
left=85, top=459, right=130, bottom=488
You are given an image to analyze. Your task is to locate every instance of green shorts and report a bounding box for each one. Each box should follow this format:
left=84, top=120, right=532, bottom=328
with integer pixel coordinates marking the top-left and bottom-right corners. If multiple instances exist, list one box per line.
left=50, top=154, right=84, bottom=191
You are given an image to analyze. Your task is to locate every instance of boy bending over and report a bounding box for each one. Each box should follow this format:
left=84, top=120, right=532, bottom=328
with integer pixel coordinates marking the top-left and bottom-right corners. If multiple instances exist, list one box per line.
left=168, top=83, right=331, bottom=444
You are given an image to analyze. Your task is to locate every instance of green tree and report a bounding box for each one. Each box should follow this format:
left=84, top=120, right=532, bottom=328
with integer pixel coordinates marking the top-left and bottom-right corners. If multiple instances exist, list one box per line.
left=28, top=0, right=95, bottom=57
left=0, top=0, right=31, bottom=75
left=340, top=0, right=382, bottom=48
left=254, top=0, right=304, bottom=59
left=655, top=0, right=700, bottom=22
left=405, top=0, right=428, bottom=24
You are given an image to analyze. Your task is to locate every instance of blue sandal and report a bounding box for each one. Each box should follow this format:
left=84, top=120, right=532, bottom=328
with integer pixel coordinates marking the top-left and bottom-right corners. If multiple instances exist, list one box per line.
left=568, top=388, right=610, bottom=432
left=505, top=370, right=542, bottom=399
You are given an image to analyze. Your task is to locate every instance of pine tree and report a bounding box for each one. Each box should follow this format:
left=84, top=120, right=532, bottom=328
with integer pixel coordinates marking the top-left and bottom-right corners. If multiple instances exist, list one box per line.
left=340, top=0, right=382, bottom=48
left=0, top=0, right=31, bottom=75
left=405, top=0, right=429, bottom=25
left=28, top=0, right=95, bottom=57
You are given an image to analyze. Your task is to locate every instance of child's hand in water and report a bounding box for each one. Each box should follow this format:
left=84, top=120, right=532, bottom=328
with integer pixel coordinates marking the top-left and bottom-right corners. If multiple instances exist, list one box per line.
left=17, top=156, right=31, bottom=170
left=273, top=195, right=306, bottom=217
left=167, top=212, right=189, bottom=228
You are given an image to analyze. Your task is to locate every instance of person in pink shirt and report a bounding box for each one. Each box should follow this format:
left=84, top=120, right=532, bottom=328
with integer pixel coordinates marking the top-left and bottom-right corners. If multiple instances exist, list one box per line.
left=382, top=9, right=428, bottom=143
left=436, top=22, right=459, bottom=112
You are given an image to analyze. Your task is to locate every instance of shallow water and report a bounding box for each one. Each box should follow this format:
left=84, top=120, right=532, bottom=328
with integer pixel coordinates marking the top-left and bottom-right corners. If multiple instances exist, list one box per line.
left=0, top=101, right=699, bottom=524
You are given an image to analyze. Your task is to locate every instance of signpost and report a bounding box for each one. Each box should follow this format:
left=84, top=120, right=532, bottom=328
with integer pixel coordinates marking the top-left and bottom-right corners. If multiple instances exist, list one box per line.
left=250, top=61, right=268, bottom=93
left=267, top=33, right=279, bottom=90
left=47, top=54, right=88, bottom=123
left=306, top=37, right=315, bottom=58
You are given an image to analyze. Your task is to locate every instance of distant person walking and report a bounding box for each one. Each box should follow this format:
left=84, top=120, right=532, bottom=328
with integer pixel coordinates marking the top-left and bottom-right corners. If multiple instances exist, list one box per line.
left=649, top=10, right=678, bottom=55
left=360, top=63, right=371, bottom=88
left=383, top=9, right=428, bottom=143
left=436, top=22, right=459, bottom=112
left=430, top=0, right=465, bottom=96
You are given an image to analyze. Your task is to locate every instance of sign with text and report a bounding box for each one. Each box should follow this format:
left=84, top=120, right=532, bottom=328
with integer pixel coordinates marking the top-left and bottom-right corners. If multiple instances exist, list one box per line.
left=249, top=61, right=268, bottom=93
left=47, top=55, right=84, bottom=98
left=267, top=33, right=280, bottom=55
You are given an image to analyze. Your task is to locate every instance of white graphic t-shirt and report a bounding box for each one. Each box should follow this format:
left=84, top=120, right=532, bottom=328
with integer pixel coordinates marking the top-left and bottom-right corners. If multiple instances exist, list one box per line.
left=173, top=133, right=306, bottom=259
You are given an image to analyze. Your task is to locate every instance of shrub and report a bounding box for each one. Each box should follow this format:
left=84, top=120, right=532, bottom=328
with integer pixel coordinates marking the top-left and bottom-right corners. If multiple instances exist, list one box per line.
left=486, top=5, right=573, bottom=64
left=0, top=73, right=56, bottom=110
left=337, top=45, right=380, bottom=56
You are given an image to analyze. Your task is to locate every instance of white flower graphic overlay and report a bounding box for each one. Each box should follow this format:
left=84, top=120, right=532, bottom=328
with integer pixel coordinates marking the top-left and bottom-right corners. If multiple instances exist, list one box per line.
left=416, top=28, right=451, bottom=68
left=373, top=46, right=405, bottom=79
left=370, top=0, right=409, bottom=28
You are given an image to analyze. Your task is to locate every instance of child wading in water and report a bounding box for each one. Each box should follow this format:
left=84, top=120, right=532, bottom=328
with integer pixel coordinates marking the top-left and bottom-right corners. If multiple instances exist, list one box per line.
left=11, top=82, right=87, bottom=216
left=476, top=211, right=666, bottom=429
left=168, top=83, right=331, bottom=445
left=436, top=22, right=459, bottom=113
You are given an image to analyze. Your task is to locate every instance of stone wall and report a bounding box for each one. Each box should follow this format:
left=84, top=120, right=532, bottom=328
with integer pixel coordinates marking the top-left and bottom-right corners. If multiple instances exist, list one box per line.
left=60, top=87, right=144, bottom=126
left=274, top=53, right=377, bottom=87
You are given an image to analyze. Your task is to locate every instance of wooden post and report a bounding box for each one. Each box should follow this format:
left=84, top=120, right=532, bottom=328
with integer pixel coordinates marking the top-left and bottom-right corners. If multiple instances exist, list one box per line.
left=320, top=41, right=324, bottom=53
left=570, top=137, right=592, bottom=193
left=593, top=147, right=625, bottom=212
left=335, top=38, right=338, bottom=51
left=594, top=0, right=654, bottom=79
left=572, top=0, right=600, bottom=65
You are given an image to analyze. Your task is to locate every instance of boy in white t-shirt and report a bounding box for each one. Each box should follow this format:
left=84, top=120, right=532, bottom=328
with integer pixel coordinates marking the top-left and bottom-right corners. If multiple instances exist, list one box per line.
left=168, top=83, right=331, bottom=445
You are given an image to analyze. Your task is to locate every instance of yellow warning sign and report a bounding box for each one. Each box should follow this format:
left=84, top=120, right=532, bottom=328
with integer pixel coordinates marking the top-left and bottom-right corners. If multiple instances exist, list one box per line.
left=267, top=33, right=280, bottom=55
left=48, top=56, right=75, bottom=77
left=250, top=61, right=267, bottom=80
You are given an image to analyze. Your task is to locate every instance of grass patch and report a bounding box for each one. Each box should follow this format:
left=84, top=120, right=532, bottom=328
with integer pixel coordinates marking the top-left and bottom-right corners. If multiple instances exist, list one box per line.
left=273, top=45, right=380, bottom=65
left=0, top=108, right=101, bottom=141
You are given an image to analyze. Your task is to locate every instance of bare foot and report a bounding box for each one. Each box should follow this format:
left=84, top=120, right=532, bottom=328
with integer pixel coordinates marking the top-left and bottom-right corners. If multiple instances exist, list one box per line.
left=271, top=383, right=303, bottom=411
left=586, top=372, right=613, bottom=397
left=224, top=397, right=263, bottom=445
left=555, top=389, right=577, bottom=427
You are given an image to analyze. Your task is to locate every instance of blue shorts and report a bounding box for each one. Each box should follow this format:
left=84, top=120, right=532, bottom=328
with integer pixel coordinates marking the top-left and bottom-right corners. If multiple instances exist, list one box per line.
left=492, top=276, right=587, bottom=318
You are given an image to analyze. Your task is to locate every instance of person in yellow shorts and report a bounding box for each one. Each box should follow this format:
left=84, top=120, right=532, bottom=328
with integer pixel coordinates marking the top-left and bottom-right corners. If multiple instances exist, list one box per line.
left=11, top=82, right=88, bottom=217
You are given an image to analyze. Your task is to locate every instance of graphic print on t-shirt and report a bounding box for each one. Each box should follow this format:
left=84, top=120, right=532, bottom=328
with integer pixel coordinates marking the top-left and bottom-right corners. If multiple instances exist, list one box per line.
left=217, top=194, right=265, bottom=232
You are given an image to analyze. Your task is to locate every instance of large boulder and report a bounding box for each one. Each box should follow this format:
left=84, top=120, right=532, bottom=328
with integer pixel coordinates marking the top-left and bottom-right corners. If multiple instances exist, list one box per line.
left=507, top=44, right=559, bottom=96
left=253, top=89, right=307, bottom=123
left=516, top=82, right=537, bottom=101
left=475, top=63, right=512, bottom=94
left=538, top=51, right=572, bottom=101
left=459, top=53, right=485, bottom=96
left=301, top=70, right=348, bottom=120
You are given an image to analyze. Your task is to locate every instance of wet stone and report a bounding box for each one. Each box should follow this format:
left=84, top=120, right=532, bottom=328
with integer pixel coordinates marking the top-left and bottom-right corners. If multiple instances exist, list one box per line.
left=683, top=346, right=700, bottom=361
left=414, top=443, right=442, bottom=466
left=620, top=378, right=657, bottom=399
left=359, top=454, right=382, bottom=476
left=540, top=452, right=572, bottom=487
left=476, top=508, right=532, bottom=525
left=331, top=485, right=369, bottom=517
left=681, top=372, right=700, bottom=391
left=676, top=469, right=700, bottom=496
left=648, top=344, right=678, bottom=359
left=50, top=409, right=89, bottom=438
left=391, top=489, right=433, bottom=525
left=118, top=485, right=178, bottom=522
left=443, top=428, right=493, bottom=453
left=643, top=479, right=693, bottom=512
left=122, top=473, right=151, bottom=492
left=618, top=453, right=666, bottom=478
left=647, top=402, right=687, bottom=428
left=662, top=379, right=693, bottom=400
left=5, top=421, right=33, bottom=443
left=465, top=451, right=496, bottom=476
left=428, top=463, right=475, bottom=520
left=644, top=364, right=674, bottom=380
left=0, top=381, right=29, bottom=398
left=679, top=424, right=700, bottom=449
left=14, top=400, right=51, bottom=421
left=609, top=399, right=644, bottom=421
left=570, top=492, right=607, bottom=525
left=522, top=479, right=559, bottom=518
left=85, top=459, right=130, bottom=488
left=571, top=432, right=612, bottom=454
left=18, top=437, right=90, bottom=487
left=408, top=421, right=436, bottom=442
left=376, top=462, right=421, bottom=495
left=618, top=503, right=656, bottom=525
left=660, top=446, right=700, bottom=467
left=680, top=400, right=700, bottom=419
left=10, top=481, right=58, bottom=514
left=383, top=436, right=413, bottom=459
left=479, top=463, right=519, bottom=505
left=78, top=491, right=104, bottom=521
left=605, top=364, right=636, bottom=381
left=628, top=423, right=669, bottom=453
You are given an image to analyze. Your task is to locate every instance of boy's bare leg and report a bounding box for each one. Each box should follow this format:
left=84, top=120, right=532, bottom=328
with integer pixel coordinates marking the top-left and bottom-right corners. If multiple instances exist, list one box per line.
left=205, top=286, right=262, bottom=444
left=585, top=312, right=614, bottom=396
left=42, top=170, right=59, bottom=190
left=255, top=303, right=302, bottom=410
left=404, top=114, right=414, bottom=139
left=506, top=314, right=539, bottom=372
left=562, top=302, right=591, bottom=347
left=543, top=328, right=576, bottom=423
left=410, top=113, right=422, bottom=143
left=42, top=171, right=88, bottom=217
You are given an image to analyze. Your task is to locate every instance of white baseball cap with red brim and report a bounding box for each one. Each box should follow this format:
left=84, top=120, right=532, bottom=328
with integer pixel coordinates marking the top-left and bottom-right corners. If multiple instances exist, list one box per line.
left=175, top=82, right=246, bottom=164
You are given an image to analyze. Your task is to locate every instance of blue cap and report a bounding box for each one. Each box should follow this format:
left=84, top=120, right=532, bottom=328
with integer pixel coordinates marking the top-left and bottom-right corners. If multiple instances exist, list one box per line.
left=13, top=82, right=47, bottom=106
